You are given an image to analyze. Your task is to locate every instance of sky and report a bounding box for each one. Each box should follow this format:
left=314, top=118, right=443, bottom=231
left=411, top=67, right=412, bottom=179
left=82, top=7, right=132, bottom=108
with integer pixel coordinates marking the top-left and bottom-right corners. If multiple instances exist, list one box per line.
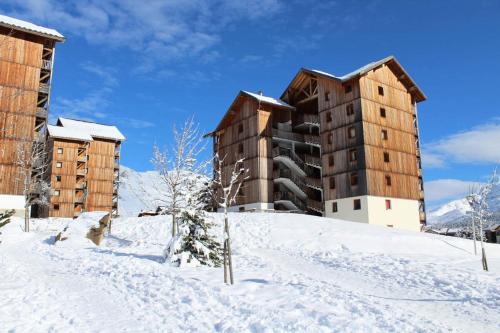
left=1, top=0, right=499, bottom=208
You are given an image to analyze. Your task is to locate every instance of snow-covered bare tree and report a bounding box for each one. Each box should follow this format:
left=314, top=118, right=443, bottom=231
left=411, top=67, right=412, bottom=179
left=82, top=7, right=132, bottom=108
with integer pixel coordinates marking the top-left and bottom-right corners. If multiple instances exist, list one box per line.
left=212, top=153, right=249, bottom=285
left=151, top=116, right=207, bottom=238
left=15, top=139, right=50, bottom=232
left=467, top=169, right=498, bottom=271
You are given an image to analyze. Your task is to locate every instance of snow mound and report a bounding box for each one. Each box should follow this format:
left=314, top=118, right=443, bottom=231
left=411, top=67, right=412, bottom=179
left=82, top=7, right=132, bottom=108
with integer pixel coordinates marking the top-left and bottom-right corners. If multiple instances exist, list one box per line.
left=1, top=213, right=500, bottom=332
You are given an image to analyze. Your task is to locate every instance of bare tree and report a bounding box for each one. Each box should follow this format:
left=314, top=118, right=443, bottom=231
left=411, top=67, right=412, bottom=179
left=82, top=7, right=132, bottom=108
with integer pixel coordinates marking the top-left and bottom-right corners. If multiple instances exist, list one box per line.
left=467, top=169, right=498, bottom=271
left=15, top=139, right=51, bottom=232
left=151, top=116, right=207, bottom=238
left=212, top=153, right=249, bottom=285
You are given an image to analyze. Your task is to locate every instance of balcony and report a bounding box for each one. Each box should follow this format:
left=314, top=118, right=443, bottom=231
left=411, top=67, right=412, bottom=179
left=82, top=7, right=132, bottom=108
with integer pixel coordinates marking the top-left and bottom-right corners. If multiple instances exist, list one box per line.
left=272, top=128, right=304, bottom=143
left=272, top=146, right=305, bottom=174
left=420, top=211, right=427, bottom=222
left=295, top=113, right=320, bottom=128
left=76, top=168, right=87, bottom=176
left=39, top=83, right=50, bottom=94
left=273, top=168, right=308, bottom=197
left=77, top=155, right=87, bottom=163
left=304, top=155, right=322, bottom=168
left=304, top=134, right=321, bottom=146
left=306, top=177, right=322, bottom=190
left=274, top=191, right=306, bottom=211
left=41, top=59, right=52, bottom=70
left=36, top=107, right=48, bottom=119
left=75, top=182, right=86, bottom=190
left=75, top=196, right=84, bottom=204
left=114, top=161, right=120, bottom=169
left=307, top=198, right=323, bottom=213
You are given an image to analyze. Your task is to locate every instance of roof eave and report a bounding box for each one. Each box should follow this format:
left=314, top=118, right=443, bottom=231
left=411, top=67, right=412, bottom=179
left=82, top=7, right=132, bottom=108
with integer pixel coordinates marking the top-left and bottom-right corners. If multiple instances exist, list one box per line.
left=0, top=22, right=65, bottom=42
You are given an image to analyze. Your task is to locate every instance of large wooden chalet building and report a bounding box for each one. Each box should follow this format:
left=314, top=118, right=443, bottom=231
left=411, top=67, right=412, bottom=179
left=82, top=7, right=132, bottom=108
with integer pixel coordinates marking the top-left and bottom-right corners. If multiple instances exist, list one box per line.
left=0, top=15, right=64, bottom=216
left=45, top=118, right=125, bottom=218
left=209, top=56, right=426, bottom=231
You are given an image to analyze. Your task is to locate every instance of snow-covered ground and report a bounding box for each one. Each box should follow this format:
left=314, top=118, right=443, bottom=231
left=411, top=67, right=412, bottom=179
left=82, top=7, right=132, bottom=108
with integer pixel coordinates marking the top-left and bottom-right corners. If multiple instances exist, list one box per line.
left=1, top=213, right=499, bottom=332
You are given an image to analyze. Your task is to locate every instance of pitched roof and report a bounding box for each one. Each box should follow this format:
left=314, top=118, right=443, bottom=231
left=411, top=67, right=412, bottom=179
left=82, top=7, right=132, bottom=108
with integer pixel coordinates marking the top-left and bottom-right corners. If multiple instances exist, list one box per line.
left=241, top=90, right=293, bottom=109
left=207, top=90, right=294, bottom=136
left=47, top=125, right=93, bottom=142
left=57, top=117, right=126, bottom=141
left=284, top=56, right=426, bottom=102
left=0, top=14, right=65, bottom=42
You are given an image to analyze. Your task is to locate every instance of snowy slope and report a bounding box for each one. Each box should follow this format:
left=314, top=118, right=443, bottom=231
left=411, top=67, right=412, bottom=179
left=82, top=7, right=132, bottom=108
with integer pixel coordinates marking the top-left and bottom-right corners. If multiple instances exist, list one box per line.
left=1, top=213, right=499, bottom=332
left=428, top=180, right=500, bottom=225
left=118, top=166, right=167, bottom=216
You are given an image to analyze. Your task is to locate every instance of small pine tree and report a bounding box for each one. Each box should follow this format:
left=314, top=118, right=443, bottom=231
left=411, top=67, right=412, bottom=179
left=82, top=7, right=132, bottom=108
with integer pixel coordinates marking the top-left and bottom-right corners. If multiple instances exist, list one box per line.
left=166, top=210, right=222, bottom=267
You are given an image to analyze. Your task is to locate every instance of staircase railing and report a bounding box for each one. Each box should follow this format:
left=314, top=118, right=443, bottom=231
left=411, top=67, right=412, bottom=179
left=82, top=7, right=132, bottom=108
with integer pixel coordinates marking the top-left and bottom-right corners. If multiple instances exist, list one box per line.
left=272, top=146, right=305, bottom=170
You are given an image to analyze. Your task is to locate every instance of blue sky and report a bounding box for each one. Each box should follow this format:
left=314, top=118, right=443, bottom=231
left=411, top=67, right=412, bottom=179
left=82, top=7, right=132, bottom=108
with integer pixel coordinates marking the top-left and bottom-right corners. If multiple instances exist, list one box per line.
left=1, top=0, right=499, bottom=207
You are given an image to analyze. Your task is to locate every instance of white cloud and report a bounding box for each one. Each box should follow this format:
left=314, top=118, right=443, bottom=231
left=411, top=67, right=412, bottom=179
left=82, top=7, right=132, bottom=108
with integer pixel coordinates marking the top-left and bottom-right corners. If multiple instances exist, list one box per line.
left=424, top=179, right=478, bottom=202
left=4, top=0, right=283, bottom=71
left=423, top=120, right=500, bottom=168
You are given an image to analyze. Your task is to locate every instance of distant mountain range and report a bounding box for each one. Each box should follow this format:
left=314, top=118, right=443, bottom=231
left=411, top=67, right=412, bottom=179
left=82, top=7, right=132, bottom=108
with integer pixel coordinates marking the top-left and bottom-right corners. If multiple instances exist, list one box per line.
left=428, top=179, right=500, bottom=227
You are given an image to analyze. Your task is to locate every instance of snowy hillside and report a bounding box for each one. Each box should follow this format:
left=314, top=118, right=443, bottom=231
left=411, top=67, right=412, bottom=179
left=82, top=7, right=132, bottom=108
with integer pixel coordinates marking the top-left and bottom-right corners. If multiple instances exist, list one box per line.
left=1, top=213, right=499, bottom=332
left=428, top=180, right=500, bottom=225
left=118, top=166, right=166, bottom=216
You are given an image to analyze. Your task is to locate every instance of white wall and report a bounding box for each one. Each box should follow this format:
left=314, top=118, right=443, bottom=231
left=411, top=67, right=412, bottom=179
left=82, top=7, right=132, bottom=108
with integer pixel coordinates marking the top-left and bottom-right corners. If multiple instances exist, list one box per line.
left=325, top=196, right=421, bottom=232
left=0, top=195, right=26, bottom=217
left=219, top=202, right=274, bottom=213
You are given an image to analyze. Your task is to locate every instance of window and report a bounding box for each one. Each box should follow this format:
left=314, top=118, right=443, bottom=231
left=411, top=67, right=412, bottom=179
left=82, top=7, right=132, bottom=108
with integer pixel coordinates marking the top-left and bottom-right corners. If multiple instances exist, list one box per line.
left=349, top=149, right=357, bottom=162
left=332, top=202, right=338, bottom=213
left=385, top=175, right=392, bottom=186
left=381, top=129, right=388, bottom=140
left=378, top=86, right=384, bottom=96
left=384, top=152, right=390, bottom=163
left=329, top=177, right=336, bottom=189
left=385, top=199, right=392, bottom=210
left=57, top=147, right=63, bottom=154
left=325, top=91, right=330, bottom=102
left=55, top=175, right=61, bottom=182
left=238, top=124, right=243, bottom=134
left=239, top=206, right=245, bottom=212
left=327, top=133, right=333, bottom=144
left=348, top=126, right=356, bottom=139
left=328, top=155, right=334, bottom=167
left=380, top=108, right=386, bottom=118
left=345, top=85, right=352, bottom=94
left=353, top=199, right=361, bottom=210
left=350, top=172, right=358, bottom=186
left=238, top=143, right=244, bottom=154
left=54, top=190, right=60, bottom=196
left=346, top=103, right=354, bottom=116
left=53, top=204, right=59, bottom=210
left=326, top=112, right=332, bottom=122
left=56, top=162, right=62, bottom=168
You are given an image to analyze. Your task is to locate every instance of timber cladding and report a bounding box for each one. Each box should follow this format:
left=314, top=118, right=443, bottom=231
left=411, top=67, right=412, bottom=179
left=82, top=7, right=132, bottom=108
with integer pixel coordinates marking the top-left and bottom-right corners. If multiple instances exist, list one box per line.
left=0, top=30, right=48, bottom=196
left=85, top=139, right=116, bottom=213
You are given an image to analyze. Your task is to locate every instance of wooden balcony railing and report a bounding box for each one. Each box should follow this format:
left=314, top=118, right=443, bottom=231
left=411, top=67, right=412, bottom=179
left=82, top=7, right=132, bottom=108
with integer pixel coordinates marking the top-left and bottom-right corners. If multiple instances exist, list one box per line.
left=273, top=191, right=306, bottom=211
left=36, top=107, right=48, bottom=119
left=307, top=198, right=323, bottom=212
left=304, top=155, right=322, bottom=168
left=296, top=113, right=320, bottom=127
left=41, top=59, right=52, bottom=70
left=306, top=177, right=322, bottom=189
left=304, top=134, right=321, bottom=146
left=272, top=128, right=304, bottom=142
left=272, top=146, right=305, bottom=170
left=39, top=83, right=50, bottom=94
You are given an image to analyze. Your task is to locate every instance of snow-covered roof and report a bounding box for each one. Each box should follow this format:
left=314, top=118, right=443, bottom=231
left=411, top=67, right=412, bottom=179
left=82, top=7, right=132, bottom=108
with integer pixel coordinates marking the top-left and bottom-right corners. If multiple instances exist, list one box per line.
left=57, top=118, right=126, bottom=142
left=241, top=90, right=293, bottom=109
left=0, top=14, right=64, bottom=42
left=47, top=125, right=93, bottom=142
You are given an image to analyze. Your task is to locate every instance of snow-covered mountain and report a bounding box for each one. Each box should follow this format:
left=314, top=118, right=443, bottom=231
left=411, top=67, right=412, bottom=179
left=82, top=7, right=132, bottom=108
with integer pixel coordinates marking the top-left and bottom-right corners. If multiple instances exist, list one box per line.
left=428, top=179, right=500, bottom=226
left=118, top=166, right=167, bottom=217
left=118, top=166, right=208, bottom=217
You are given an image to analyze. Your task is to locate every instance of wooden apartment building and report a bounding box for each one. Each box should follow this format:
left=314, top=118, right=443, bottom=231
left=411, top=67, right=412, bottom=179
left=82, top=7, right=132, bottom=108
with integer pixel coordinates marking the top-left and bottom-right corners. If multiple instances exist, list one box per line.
left=0, top=15, right=64, bottom=215
left=209, top=56, right=427, bottom=231
left=45, top=118, right=125, bottom=218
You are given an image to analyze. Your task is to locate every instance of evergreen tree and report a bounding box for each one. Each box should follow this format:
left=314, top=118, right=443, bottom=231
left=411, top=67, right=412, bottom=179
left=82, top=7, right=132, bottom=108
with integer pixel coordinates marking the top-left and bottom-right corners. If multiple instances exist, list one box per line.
left=0, top=210, right=15, bottom=244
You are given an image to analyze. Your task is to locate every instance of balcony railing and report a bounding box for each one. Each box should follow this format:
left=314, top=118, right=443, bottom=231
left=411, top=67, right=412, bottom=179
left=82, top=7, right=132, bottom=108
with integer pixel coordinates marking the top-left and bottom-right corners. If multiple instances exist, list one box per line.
left=41, top=59, right=52, bottom=70
left=36, top=107, right=48, bottom=119
left=75, top=196, right=84, bottom=204
left=273, top=168, right=307, bottom=194
left=274, top=191, right=306, bottom=211
left=39, top=83, right=50, bottom=94
left=296, top=113, right=320, bottom=127
left=272, top=128, right=304, bottom=142
left=76, top=168, right=87, bottom=176
left=307, top=198, right=323, bottom=212
left=306, top=176, right=322, bottom=190
left=272, top=146, right=305, bottom=170
left=304, top=155, right=322, bottom=168
left=304, top=134, right=321, bottom=146
left=75, top=182, right=86, bottom=190
left=114, top=161, right=120, bottom=169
